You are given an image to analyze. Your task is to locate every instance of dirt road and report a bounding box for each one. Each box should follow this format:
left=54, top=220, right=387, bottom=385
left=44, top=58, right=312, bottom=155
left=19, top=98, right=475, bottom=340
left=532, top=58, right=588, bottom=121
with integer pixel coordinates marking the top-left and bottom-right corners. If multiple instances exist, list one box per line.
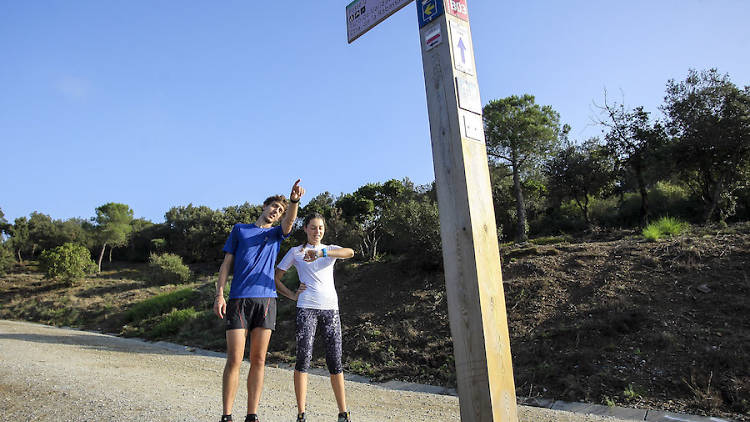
left=0, top=320, right=633, bottom=422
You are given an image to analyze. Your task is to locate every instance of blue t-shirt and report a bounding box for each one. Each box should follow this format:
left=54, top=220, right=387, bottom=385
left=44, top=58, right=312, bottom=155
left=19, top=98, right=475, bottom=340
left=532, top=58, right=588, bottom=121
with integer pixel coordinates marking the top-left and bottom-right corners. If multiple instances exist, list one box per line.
left=223, top=223, right=288, bottom=299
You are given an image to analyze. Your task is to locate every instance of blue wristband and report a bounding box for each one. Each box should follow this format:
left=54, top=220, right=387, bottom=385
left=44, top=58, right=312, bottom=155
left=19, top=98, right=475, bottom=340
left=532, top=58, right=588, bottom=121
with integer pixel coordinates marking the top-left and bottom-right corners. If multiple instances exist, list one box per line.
left=322, top=248, right=327, bottom=257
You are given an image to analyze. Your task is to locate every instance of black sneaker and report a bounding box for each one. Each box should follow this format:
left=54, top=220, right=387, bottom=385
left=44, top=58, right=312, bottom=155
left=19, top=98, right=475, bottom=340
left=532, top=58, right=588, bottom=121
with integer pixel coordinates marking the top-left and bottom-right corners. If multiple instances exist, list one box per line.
left=220, top=415, right=233, bottom=422
left=245, top=415, right=259, bottom=422
left=337, top=411, right=351, bottom=422
left=297, top=413, right=306, bottom=422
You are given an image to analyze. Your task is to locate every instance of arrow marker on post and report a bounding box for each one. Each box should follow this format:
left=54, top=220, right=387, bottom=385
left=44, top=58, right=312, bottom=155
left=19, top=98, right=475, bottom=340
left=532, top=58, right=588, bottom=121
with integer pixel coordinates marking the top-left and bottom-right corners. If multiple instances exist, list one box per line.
left=457, top=37, right=466, bottom=63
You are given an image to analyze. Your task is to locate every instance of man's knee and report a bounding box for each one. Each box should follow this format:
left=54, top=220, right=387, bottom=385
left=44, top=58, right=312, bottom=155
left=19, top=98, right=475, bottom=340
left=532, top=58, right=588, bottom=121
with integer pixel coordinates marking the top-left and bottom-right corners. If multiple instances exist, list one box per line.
left=248, top=351, right=266, bottom=367
left=225, top=354, right=244, bottom=370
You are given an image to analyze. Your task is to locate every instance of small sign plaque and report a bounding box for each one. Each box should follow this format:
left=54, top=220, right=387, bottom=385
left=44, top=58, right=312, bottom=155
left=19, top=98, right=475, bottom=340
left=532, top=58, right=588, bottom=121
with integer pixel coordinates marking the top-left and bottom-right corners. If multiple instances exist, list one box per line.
left=449, top=20, right=475, bottom=75
left=424, top=24, right=443, bottom=51
left=417, top=0, right=444, bottom=28
left=446, top=0, right=468, bottom=21
left=456, top=76, right=481, bottom=114
left=461, top=110, right=485, bottom=142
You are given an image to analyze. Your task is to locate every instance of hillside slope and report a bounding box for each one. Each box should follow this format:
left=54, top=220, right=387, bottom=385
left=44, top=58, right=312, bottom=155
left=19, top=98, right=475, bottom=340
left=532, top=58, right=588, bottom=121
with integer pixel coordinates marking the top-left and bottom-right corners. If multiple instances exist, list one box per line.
left=1, top=225, right=748, bottom=420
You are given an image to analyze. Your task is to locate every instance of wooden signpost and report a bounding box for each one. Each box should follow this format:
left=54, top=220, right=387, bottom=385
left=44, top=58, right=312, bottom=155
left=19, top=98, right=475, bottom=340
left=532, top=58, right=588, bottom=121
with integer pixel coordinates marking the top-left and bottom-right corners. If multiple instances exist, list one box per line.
left=347, top=1, right=519, bottom=421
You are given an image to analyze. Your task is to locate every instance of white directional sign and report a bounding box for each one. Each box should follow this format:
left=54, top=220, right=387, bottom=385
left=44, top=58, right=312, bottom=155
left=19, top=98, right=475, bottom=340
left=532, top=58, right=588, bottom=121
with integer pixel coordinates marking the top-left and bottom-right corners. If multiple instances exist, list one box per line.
left=461, top=110, right=485, bottom=142
left=449, top=20, right=475, bottom=75
left=456, top=76, right=481, bottom=114
left=346, top=0, right=414, bottom=43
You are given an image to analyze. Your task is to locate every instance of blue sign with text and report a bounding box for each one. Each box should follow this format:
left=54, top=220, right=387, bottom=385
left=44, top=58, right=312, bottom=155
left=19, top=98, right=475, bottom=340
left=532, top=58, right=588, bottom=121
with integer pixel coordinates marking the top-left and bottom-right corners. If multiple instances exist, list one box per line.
left=417, top=0, right=444, bottom=28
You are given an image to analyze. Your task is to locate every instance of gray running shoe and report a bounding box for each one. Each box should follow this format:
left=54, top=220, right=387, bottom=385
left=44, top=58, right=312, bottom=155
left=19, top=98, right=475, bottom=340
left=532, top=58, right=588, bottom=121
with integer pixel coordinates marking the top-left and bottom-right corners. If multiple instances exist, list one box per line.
left=337, top=411, right=351, bottom=422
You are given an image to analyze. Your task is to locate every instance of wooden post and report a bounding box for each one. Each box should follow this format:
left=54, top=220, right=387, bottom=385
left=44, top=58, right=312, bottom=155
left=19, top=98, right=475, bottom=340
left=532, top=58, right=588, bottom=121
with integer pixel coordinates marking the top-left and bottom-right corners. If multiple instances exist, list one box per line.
left=417, top=1, right=519, bottom=421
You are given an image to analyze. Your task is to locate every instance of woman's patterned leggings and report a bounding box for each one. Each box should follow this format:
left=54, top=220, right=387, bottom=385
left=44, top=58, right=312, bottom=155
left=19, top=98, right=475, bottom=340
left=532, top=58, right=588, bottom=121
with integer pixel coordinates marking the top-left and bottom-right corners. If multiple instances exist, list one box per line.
left=295, top=307, right=343, bottom=374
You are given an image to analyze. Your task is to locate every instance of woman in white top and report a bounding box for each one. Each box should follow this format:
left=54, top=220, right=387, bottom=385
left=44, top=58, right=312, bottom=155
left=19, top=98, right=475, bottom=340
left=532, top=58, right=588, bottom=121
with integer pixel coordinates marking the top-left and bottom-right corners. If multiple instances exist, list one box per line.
left=275, top=213, right=355, bottom=422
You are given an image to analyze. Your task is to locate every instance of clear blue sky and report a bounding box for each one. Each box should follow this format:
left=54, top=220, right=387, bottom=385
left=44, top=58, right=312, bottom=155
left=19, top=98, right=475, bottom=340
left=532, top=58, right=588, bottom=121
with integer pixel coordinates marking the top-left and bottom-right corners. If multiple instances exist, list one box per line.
left=2, top=1, right=748, bottom=224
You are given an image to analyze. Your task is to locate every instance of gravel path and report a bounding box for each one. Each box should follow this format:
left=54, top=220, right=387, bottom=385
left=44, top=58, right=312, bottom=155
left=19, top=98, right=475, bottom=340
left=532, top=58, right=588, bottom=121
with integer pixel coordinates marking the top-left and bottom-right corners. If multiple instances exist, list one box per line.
left=0, top=320, right=633, bottom=422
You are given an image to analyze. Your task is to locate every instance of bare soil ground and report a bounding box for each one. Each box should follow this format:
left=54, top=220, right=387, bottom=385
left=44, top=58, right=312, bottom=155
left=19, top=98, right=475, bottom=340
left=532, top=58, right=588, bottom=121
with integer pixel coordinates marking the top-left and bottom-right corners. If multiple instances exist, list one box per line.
left=0, top=319, right=629, bottom=422
left=1, top=224, right=748, bottom=421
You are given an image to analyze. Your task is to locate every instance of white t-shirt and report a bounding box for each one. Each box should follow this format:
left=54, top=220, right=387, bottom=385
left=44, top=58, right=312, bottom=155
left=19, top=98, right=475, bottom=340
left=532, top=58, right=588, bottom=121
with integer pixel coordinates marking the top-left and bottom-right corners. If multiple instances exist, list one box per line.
left=277, top=244, right=341, bottom=310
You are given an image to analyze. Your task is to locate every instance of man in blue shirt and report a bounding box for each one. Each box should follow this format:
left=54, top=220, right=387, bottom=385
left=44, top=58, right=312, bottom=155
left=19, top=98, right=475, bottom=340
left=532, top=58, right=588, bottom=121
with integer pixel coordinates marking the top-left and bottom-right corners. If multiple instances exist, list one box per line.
left=214, top=179, right=305, bottom=422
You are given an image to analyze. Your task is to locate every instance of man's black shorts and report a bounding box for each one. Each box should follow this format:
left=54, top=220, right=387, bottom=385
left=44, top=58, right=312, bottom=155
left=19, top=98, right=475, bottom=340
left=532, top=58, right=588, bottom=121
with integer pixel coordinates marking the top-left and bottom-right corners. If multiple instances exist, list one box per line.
left=225, top=297, right=277, bottom=331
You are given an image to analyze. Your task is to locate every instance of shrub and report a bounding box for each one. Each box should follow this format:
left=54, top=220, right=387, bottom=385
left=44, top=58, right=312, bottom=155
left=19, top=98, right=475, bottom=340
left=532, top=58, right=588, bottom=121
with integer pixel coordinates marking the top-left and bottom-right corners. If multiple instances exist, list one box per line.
left=39, top=242, right=96, bottom=285
left=148, top=252, right=191, bottom=284
left=589, top=195, right=625, bottom=227
left=642, top=225, right=663, bottom=241
left=381, top=198, right=442, bottom=269
left=530, top=235, right=572, bottom=245
left=642, top=216, right=689, bottom=241
left=532, top=201, right=588, bottom=236
left=655, top=216, right=688, bottom=236
left=0, top=243, right=15, bottom=275
left=594, top=182, right=702, bottom=228
left=147, top=307, right=199, bottom=338
left=125, top=288, right=197, bottom=322
left=150, top=238, right=167, bottom=252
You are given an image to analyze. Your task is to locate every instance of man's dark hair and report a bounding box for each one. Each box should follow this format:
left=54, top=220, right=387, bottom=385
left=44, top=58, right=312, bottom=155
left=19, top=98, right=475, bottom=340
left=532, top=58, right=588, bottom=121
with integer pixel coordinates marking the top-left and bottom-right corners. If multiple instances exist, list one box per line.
left=263, top=195, right=288, bottom=210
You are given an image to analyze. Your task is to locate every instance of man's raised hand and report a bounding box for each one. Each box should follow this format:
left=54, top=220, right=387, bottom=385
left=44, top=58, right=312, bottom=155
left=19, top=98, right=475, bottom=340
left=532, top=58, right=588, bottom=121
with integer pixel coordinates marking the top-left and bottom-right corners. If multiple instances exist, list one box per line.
left=290, top=179, right=305, bottom=203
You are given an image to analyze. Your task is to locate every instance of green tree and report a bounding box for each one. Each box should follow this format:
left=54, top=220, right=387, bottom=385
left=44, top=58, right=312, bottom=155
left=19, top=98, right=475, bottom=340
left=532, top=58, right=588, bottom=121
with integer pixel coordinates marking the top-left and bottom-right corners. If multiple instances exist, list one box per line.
left=28, top=212, right=56, bottom=257
left=597, top=97, right=668, bottom=225
left=165, top=204, right=223, bottom=262
left=337, top=189, right=378, bottom=260
left=39, top=242, right=97, bottom=285
left=93, top=203, right=134, bottom=271
left=663, top=68, right=750, bottom=222
left=484, top=95, right=563, bottom=242
left=336, top=179, right=411, bottom=260
left=381, top=195, right=442, bottom=269
left=0, top=208, right=12, bottom=272
left=546, top=138, right=616, bottom=226
left=299, top=192, right=352, bottom=248
left=0, top=242, right=14, bottom=275
left=0, top=207, right=8, bottom=236
left=53, top=218, right=95, bottom=250
left=221, top=203, right=262, bottom=227
left=122, top=218, right=163, bottom=262
left=302, top=192, right=337, bottom=219
left=8, top=217, right=30, bottom=263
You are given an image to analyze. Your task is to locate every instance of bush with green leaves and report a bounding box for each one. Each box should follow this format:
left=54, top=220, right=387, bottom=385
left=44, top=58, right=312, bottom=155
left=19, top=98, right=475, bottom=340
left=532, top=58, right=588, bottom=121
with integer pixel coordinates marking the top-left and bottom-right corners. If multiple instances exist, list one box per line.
left=532, top=200, right=588, bottom=236
left=147, top=307, right=199, bottom=338
left=39, top=242, right=96, bottom=284
left=381, top=198, right=442, bottom=269
left=0, top=243, right=15, bottom=275
left=124, top=288, right=198, bottom=322
left=642, top=217, right=689, bottom=241
left=148, top=252, right=191, bottom=284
